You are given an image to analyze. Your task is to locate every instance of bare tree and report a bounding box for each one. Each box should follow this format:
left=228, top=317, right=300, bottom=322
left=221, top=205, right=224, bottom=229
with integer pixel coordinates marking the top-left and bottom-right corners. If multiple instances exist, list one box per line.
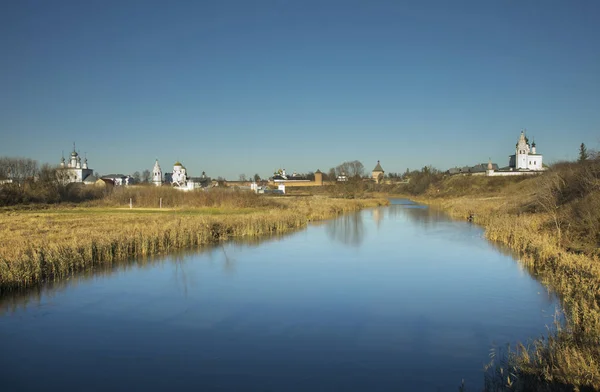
left=142, top=169, right=151, bottom=183
left=132, top=171, right=141, bottom=183
left=0, top=157, right=39, bottom=183
left=239, top=174, right=247, bottom=182
left=334, top=160, right=364, bottom=179
left=327, top=168, right=336, bottom=181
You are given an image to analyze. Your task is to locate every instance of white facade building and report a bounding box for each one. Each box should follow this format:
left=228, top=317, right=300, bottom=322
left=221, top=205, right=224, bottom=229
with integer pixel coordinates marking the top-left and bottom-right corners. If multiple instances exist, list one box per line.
left=508, top=131, right=543, bottom=171
left=57, top=144, right=94, bottom=184
left=171, top=162, right=187, bottom=187
left=166, top=162, right=211, bottom=191
left=101, top=174, right=134, bottom=186
left=152, top=160, right=162, bottom=186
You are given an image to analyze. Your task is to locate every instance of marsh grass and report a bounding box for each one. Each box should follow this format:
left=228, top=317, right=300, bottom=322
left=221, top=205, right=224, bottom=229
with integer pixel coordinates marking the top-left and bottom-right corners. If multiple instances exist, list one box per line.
left=0, top=192, right=387, bottom=294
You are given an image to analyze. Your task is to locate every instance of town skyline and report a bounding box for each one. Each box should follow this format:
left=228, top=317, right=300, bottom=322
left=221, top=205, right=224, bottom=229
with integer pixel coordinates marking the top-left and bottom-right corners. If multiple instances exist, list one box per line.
left=2, top=1, right=599, bottom=179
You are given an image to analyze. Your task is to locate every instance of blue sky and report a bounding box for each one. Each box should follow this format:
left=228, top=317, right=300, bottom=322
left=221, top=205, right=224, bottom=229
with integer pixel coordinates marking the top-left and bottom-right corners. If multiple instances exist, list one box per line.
left=1, top=0, right=599, bottom=178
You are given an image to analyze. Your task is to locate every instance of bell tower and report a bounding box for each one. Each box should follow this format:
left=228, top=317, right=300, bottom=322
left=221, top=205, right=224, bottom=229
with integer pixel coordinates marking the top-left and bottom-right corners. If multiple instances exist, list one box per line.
left=152, top=159, right=162, bottom=186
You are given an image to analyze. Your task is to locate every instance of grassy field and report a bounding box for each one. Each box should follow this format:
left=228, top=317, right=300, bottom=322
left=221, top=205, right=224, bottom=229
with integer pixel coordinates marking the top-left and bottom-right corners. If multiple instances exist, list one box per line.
left=405, top=162, right=600, bottom=391
left=0, top=189, right=388, bottom=294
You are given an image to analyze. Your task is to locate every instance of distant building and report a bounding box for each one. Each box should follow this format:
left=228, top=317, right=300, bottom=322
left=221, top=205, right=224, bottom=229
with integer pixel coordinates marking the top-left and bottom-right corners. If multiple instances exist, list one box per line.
left=314, top=169, right=323, bottom=186
left=165, top=161, right=211, bottom=191
left=101, top=174, right=134, bottom=186
left=372, top=160, right=384, bottom=183
left=447, top=163, right=499, bottom=175
left=171, top=161, right=187, bottom=187
left=447, top=131, right=545, bottom=177
left=508, top=130, right=543, bottom=171
left=57, top=144, right=94, bottom=184
left=271, top=168, right=309, bottom=183
left=152, top=160, right=162, bottom=186
left=337, top=172, right=348, bottom=182
left=267, top=168, right=324, bottom=187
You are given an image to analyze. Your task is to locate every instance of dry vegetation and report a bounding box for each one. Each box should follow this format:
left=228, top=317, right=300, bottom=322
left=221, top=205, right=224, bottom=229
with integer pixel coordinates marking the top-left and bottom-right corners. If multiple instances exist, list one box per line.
left=411, top=160, right=600, bottom=391
left=0, top=187, right=387, bottom=294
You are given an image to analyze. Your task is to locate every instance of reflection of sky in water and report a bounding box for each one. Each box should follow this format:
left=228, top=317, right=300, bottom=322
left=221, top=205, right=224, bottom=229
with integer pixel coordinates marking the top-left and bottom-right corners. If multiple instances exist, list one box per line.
left=0, top=200, right=559, bottom=391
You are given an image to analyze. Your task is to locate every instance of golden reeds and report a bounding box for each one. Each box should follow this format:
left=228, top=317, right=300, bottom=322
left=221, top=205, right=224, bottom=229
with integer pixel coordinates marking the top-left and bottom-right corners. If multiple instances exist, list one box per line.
left=0, top=193, right=387, bottom=293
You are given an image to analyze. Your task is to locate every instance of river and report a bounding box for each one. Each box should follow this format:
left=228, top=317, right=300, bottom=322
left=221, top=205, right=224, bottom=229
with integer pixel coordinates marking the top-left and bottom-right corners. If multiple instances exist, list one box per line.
left=0, top=199, right=558, bottom=391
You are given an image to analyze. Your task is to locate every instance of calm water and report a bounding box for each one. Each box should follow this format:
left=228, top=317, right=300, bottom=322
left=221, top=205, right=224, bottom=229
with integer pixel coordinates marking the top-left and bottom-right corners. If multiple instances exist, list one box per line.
left=0, top=200, right=557, bottom=391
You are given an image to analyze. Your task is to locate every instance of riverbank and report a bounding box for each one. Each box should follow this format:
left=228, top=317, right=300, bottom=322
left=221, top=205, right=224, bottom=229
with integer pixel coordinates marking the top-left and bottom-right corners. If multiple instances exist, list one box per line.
left=406, top=169, right=600, bottom=391
left=0, top=194, right=388, bottom=294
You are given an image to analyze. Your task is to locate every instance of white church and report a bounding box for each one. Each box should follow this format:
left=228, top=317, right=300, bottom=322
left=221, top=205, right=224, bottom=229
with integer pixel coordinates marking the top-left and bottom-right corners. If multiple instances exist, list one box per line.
left=508, top=130, right=543, bottom=171
left=448, top=131, right=545, bottom=177
left=153, top=160, right=211, bottom=190
left=486, top=130, right=545, bottom=177
left=58, top=144, right=94, bottom=184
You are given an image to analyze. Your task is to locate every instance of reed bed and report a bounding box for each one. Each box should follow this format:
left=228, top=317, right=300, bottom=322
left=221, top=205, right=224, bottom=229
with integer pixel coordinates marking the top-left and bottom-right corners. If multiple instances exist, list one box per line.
left=0, top=194, right=387, bottom=294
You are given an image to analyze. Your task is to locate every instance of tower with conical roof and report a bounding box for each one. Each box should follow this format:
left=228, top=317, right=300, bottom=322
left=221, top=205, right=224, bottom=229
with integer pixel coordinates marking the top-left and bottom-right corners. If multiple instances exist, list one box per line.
left=372, top=160, right=384, bottom=184
left=314, top=169, right=323, bottom=185
left=515, top=130, right=530, bottom=169
left=152, top=159, right=162, bottom=186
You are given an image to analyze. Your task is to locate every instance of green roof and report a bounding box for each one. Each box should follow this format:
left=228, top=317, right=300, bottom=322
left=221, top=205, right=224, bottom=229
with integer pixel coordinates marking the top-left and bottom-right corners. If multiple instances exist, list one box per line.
left=373, top=161, right=384, bottom=172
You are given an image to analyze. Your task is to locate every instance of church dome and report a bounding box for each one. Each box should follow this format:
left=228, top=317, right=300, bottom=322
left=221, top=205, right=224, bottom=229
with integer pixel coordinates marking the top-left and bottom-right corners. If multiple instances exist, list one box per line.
left=174, top=161, right=183, bottom=167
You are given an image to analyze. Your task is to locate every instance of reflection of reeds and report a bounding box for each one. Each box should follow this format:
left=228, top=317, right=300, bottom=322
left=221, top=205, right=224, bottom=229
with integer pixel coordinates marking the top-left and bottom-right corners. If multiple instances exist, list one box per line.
left=0, top=195, right=387, bottom=293
left=326, top=212, right=365, bottom=246
left=412, top=161, right=600, bottom=391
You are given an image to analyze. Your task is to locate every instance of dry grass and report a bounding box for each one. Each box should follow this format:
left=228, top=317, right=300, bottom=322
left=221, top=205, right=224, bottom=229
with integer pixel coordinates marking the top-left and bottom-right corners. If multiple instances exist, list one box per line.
left=0, top=192, right=388, bottom=293
left=409, top=161, right=600, bottom=391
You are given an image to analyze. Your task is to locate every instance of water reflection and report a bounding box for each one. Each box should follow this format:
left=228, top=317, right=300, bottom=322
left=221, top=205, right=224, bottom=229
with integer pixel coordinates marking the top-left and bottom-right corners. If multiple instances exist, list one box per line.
left=387, top=199, right=452, bottom=226
left=326, top=212, right=365, bottom=246
left=372, top=207, right=383, bottom=229
left=0, top=231, right=293, bottom=315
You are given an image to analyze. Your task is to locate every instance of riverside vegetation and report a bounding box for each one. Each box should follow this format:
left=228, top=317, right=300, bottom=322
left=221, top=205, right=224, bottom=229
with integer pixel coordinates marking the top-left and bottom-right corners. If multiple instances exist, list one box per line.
left=392, top=159, right=600, bottom=391
left=0, top=185, right=387, bottom=294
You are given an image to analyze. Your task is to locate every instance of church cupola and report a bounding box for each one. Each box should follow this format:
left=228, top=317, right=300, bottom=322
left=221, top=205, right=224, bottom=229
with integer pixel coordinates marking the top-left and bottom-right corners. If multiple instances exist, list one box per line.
left=82, top=157, right=88, bottom=169
left=70, top=146, right=78, bottom=168
left=531, top=139, right=537, bottom=154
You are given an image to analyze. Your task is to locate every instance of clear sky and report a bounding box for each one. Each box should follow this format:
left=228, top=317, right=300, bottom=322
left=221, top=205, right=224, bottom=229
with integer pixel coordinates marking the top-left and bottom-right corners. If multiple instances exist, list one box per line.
left=1, top=0, right=599, bottom=179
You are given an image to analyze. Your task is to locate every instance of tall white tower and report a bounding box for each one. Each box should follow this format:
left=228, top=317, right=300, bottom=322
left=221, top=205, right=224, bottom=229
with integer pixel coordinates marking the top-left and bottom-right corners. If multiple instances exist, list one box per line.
left=515, top=130, right=530, bottom=170
left=152, top=159, right=162, bottom=186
